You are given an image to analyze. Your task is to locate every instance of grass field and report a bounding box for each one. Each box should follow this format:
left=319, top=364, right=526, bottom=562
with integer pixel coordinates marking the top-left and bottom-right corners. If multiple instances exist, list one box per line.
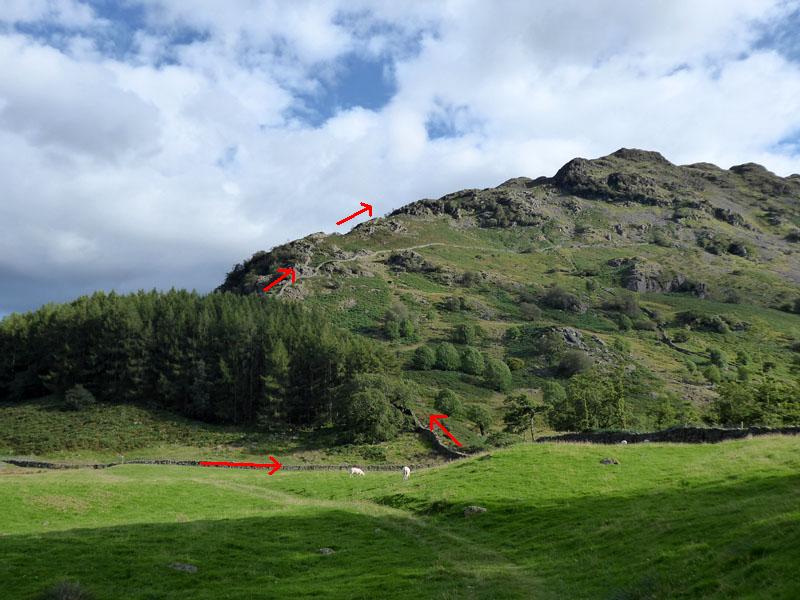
left=2, top=436, right=799, bottom=599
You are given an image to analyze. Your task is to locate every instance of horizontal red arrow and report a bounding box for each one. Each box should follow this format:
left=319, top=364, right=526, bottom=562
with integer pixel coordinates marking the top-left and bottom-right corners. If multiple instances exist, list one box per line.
left=336, top=202, right=373, bottom=226
left=429, top=414, right=462, bottom=447
left=200, top=456, right=282, bottom=475
left=262, top=267, right=296, bottom=293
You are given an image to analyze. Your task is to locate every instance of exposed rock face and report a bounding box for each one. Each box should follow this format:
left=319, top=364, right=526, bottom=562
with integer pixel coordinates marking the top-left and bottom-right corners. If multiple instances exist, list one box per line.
left=552, top=149, right=682, bottom=206
left=390, top=187, right=548, bottom=228
left=609, top=257, right=708, bottom=297
left=351, top=217, right=406, bottom=236
left=545, top=327, right=587, bottom=350
left=713, top=207, right=747, bottom=227
left=218, top=233, right=330, bottom=293
left=610, top=148, right=672, bottom=164
left=386, top=250, right=439, bottom=273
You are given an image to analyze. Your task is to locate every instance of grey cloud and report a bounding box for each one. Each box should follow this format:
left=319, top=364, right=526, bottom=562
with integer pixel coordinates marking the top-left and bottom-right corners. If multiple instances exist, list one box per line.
left=0, top=37, right=161, bottom=160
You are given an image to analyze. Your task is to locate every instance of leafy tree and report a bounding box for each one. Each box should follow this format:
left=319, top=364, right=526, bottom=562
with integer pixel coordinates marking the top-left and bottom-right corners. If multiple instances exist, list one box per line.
left=435, top=343, right=461, bottom=371
left=466, top=404, right=492, bottom=435
left=461, top=346, right=485, bottom=375
left=63, top=384, right=96, bottom=411
left=547, top=368, right=630, bottom=431
left=651, top=393, right=686, bottom=429
left=336, top=389, right=399, bottom=443
left=384, top=303, right=415, bottom=341
left=484, top=358, right=512, bottom=391
left=399, top=319, right=417, bottom=340
left=541, top=380, right=568, bottom=427
left=452, top=323, right=478, bottom=345
left=536, top=332, right=566, bottom=365
left=412, top=346, right=436, bottom=370
left=434, top=389, right=464, bottom=417
left=558, top=350, right=593, bottom=377
left=384, top=318, right=401, bottom=340
left=503, top=393, right=537, bottom=440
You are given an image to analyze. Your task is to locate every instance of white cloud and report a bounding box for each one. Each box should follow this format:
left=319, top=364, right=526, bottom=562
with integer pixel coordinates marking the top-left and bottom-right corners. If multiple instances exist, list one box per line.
left=1, top=0, right=800, bottom=313
left=0, top=0, right=100, bottom=28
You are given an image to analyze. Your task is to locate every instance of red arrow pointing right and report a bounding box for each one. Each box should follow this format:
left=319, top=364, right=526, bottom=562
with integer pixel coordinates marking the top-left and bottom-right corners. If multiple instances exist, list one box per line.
left=262, top=267, right=296, bottom=293
left=336, top=202, right=373, bottom=226
left=429, top=414, right=462, bottom=447
left=200, top=455, right=283, bottom=475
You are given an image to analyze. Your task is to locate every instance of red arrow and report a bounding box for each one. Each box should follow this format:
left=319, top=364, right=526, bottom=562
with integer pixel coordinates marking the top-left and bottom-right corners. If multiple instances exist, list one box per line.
left=336, top=202, right=373, bottom=226
left=429, top=414, right=462, bottom=447
left=200, top=456, right=282, bottom=475
left=262, top=267, right=296, bottom=293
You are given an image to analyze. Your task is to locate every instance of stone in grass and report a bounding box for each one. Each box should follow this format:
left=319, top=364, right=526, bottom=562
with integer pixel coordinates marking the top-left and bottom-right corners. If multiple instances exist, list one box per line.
left=169, top=562, right=198, bottom=573
left=600, top=457, right=620, bottom=465
left=319, top=547, right=336, bottom=555
left=464, top=505, right=487, bottom=517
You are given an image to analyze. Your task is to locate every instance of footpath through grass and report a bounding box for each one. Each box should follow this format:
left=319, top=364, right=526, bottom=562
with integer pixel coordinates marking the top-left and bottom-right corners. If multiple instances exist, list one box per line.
left=1, top=437, right=799, bottom=599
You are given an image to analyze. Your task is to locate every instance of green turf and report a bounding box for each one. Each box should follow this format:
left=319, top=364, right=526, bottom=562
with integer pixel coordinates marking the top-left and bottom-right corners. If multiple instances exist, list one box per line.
left=2, top=436, right=799, bottom=599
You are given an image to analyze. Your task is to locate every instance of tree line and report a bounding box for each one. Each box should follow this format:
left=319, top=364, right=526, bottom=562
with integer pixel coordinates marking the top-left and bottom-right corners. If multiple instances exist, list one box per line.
left=0, top=290, right=393, bottom=430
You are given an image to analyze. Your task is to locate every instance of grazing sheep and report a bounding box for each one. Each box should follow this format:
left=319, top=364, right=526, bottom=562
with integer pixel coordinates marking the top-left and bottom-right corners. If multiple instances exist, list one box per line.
left=349, top=467, right=365, bottom=477
left=402, top=466, right=411, bottom=480
left=620, top=440, right=628, bottom=445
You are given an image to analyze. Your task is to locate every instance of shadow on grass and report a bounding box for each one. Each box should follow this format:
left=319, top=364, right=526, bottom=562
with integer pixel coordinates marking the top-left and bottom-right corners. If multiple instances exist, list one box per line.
left=416, top=473, right=800, bottom=599
left=0, top=508, right=539, bottom=600
left=2, top=474, right=798, bottom=599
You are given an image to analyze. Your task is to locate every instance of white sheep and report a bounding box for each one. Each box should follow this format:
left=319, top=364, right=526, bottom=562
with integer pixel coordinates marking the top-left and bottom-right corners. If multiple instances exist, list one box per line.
left=402, top=466, right=411, bottom=480
left=349, top=467, right=365, bottom=477
left=620, top=440, right=628, bottom=445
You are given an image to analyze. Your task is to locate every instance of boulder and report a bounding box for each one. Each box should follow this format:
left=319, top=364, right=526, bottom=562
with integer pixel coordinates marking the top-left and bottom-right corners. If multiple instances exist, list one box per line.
left=600, top=458, right=619, bottom=465
left=464, top=505, right=487, bottom=517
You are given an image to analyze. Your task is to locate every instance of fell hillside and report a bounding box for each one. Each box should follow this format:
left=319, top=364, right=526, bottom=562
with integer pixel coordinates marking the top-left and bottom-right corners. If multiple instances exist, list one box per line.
left=219, top=148, right=800, bottom=439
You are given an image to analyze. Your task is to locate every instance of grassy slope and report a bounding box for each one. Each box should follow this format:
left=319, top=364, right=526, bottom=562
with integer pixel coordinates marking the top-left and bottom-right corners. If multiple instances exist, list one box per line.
left=2, top=436, right=799, bottom=599
left=301, top=213, right=800, bottom=432
left=0, top=397, right=441, bottom=465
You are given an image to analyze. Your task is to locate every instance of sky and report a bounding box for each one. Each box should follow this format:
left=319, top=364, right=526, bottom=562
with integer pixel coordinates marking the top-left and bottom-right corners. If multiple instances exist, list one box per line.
left=2, top=0, right=800, bottom=315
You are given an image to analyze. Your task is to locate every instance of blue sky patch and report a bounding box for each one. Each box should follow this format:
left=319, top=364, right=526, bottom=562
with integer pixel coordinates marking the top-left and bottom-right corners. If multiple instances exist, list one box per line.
left=288, top=53, right=397, bottom=126
left=755, top=7, right=800, bottom=62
